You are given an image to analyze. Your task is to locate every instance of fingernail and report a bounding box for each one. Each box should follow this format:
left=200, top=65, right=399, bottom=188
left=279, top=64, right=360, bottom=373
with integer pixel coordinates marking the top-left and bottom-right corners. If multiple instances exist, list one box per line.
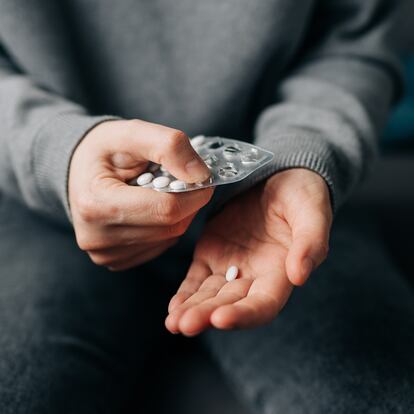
left=185, top=158, right=210, bottom=182
left=302, top=257, right=314, bottom=278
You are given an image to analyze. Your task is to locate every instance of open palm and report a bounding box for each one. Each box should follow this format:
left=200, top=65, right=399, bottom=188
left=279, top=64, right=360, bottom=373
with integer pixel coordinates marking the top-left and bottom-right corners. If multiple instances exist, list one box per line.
left=165, top=169, right=332, bottom=336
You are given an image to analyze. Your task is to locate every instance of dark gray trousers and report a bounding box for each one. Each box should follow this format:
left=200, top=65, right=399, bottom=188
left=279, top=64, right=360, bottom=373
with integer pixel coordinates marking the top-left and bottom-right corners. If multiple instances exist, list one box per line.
left=0, top=193, right=413, bottom=413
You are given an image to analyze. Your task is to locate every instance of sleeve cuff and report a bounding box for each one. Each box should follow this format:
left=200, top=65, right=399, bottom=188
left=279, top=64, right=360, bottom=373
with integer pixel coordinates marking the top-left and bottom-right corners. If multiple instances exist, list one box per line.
left=209, top=131, right=347, bottom=216
left=253, top=131, right=345, bottom=212
left=32, top=112, right=120, bottom=222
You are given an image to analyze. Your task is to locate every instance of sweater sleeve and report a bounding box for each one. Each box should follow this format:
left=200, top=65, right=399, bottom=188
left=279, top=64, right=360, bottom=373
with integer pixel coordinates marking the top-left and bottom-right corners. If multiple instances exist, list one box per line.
left=0, top=50, right=116, bottom=223
left=252, top=0, right=403, bottom=211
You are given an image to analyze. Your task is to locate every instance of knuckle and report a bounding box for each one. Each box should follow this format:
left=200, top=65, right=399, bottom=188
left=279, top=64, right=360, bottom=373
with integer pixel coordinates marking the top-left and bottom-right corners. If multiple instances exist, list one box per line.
left=167, top=220, right=188, bottom=238
left=316, top=240, right=330, bottom=262
left=77, top=194, right=122, bottom=224
left=76, top=196, right=97, bottom=223
left=107, top=266, right=123, bottom=273
left=76, top=232, right=111, bottom=252
left=322, top=243, right=330, bottom=259
left=88, top=252, right=114, bottom=267
left=166, top=237, right=180, bottom=248
left=155, top=197, right=181, bottom=224
left=75, top=232, right=93, bottom=251
left=103, top=202, right=123, bottom=223
left=165, top=130, right=188, bottom=153
left=125, top=119, right=142, bottom=135
left=199, top=187, right=214, bottom=205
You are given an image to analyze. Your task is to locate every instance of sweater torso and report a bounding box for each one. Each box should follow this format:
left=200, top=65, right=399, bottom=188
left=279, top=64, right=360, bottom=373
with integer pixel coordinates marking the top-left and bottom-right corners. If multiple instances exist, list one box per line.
left=0, top=0, right=312, bottom=136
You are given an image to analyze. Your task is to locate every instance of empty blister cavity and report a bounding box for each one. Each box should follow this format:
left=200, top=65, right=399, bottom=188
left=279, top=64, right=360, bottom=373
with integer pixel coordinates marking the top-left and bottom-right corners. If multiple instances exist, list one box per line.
left=241, top=148, right=260, bottom=164
left=203, top=154, right=219, bottom=168
left=196, top=176, right=213, bottom=187
left=218, top=163, right=238, bottom=179
left=223, top=144, right=242, bottom=160
left=207, top=140, right=224, bottom=150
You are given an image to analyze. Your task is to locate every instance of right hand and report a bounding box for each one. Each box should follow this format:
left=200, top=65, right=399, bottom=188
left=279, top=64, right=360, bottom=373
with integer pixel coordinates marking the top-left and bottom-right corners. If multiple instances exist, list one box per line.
left=68, top=119, right=213, bottom=271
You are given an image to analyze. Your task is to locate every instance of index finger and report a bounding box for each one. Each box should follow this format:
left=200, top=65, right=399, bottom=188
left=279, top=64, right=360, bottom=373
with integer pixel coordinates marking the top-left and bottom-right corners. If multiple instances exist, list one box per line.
left=211, top=275, right=293, bottom=329
left=102, top=181, right=214, bottom=226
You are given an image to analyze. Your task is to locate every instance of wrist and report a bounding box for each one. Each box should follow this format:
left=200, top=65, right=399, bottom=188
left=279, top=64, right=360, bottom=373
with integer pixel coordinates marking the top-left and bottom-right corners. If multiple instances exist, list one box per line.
left=263, top=168, right=332, bottom=217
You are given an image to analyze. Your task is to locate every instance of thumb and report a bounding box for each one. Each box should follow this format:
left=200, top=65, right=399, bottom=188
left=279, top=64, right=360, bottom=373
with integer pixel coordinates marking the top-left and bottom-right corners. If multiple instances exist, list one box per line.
left=106, top=120, right=211, bottom=183
left=285, top=207, right=331, bottom=286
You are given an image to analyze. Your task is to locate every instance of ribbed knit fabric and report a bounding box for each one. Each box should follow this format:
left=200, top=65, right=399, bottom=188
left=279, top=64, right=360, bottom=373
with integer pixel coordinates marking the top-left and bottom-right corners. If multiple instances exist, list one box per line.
left=0, top=0, right=403, bottom=222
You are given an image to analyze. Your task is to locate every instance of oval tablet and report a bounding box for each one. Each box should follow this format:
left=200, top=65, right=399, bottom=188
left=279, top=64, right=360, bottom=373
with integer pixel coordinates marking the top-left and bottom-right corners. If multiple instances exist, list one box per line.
left=191, top=135, right=206, bottom=147
left=225, top=265, right=239, bottom=282
left=137, top=172, right=154, bottom=186
left=169, top=180, right=186, bottom=191
left=153, top=176, right=171, bottom=189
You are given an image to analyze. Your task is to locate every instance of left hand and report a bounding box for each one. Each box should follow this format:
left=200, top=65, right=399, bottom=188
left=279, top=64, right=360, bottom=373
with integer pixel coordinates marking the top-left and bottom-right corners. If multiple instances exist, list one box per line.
left=165, top=168, right=333, bottom=336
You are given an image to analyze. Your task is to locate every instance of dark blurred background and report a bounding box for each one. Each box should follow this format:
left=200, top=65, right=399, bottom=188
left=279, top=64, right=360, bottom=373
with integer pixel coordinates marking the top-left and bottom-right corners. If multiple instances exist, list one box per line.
left=142, top=2, right=414, bottom=413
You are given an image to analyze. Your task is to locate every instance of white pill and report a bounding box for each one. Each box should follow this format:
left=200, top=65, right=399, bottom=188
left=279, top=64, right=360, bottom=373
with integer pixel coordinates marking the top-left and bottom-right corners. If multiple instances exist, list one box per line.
left=136, top=172, right=154, bottom=186
left=153, top=176, right=171, bottom=189
left=169, top=180, right=187, bottom=191
left=225, top=265, right=239, bottom=282
left=160, top=165, right=168, bottom=172
left=191, top=135, right=206, bottom=147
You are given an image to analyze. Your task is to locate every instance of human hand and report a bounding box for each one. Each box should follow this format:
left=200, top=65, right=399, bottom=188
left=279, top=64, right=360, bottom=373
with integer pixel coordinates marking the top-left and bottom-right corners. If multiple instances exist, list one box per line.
left=166, top=168, right=332, bottom=335
left=69, top=119, right=213, bottom=271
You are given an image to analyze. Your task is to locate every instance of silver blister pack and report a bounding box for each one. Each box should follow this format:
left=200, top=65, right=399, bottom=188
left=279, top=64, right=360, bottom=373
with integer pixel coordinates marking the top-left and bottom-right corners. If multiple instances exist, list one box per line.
left=132, top=135, right=274, bottom=193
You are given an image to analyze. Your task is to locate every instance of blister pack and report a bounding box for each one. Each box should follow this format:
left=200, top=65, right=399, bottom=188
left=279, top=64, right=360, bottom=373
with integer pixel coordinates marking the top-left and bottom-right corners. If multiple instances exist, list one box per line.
left=132, top=135, right=274, bottom=193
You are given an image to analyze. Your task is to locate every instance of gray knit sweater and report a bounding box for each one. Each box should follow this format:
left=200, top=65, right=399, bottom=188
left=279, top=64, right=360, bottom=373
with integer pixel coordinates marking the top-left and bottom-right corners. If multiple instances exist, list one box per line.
left=0, top=0, right=402, bottom=222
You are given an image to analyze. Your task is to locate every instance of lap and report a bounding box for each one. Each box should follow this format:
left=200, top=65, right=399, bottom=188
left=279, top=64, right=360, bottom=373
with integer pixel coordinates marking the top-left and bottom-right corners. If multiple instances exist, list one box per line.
left=0, top=195, right=179, bottom=413
left=203, top=210, right=414, bottom=414
left=3, top=194, right=414, bottom=413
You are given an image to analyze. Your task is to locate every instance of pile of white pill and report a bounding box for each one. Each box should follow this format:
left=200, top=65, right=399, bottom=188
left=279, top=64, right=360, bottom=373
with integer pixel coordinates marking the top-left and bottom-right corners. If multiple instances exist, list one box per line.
left=132, top=136, right=274, bottom=193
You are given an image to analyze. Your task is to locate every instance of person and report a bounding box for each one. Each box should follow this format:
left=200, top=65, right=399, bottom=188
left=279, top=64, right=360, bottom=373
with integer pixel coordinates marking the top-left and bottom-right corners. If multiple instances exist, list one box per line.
left=0, top=1, right=413, bottom=412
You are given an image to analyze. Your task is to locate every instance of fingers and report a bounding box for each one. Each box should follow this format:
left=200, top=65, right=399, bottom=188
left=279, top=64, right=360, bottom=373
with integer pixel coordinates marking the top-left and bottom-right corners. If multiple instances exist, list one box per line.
left=89, top=239, right=178, bottom=271
left=107, top=239, right=178, bottom=271
left=210, top=293, right=281, bottom=329
left=168, top=260, right=211, bottom=313
left=166, top=275, right=226, bottom=334
left=285, top=207, right=332, bottom=286
left=177, top=279, right=253, bottom=336
left=210, top=271, right=293, bottom=329
left=76, top=182, right=213, bottom=227
left=77, top=213, right=197, bottom=252
left=87, top=241, right=166, bottom=267
left=167, top=267, right=293, bottom=335
left=106, top=119, right=211, bottom=183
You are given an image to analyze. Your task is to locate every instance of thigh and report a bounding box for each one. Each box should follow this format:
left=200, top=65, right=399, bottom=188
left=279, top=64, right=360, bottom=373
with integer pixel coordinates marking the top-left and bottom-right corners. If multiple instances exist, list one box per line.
left=202, top=211, right=414, bottom=414
left=0, top=195, right=169, bottom=413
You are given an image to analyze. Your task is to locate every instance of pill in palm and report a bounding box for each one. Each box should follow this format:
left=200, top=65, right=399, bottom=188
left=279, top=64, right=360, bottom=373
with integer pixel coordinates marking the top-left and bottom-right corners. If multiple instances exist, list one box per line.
left=137, top=172, right=154, bottom=186
left=225, top=265, right=239, bottom=282
left=169, top=180, right=186, bottom=191
left=153, top=176, right=171, bottom=189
